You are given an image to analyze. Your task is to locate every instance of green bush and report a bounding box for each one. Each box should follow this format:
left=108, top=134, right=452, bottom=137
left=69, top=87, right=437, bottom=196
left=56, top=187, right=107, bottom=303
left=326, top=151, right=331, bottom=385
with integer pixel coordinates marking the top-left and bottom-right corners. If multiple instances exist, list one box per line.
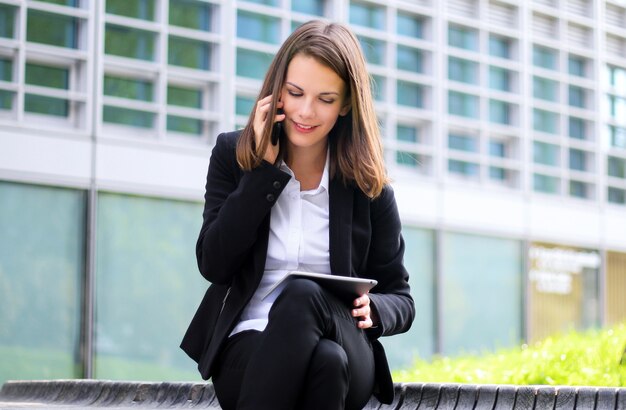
left=394, top=323, right=626, bottom=386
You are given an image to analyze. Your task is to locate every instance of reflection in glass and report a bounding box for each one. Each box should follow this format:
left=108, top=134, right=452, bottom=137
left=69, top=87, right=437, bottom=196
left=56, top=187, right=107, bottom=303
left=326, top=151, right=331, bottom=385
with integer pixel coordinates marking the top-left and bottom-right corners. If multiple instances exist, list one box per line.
left=235, top=95, right=255, bottom=116
left=489, top=66, right=511, bottom=91
left=291, top=0, right=324, bottom=16
left=25, top=95, right=69, bottom=117
left=397, top=45, right=422, bottom=73
left=569, top=148, right=587, bottom=171
left=489, top=100, right=511, bottom=125
left=441, top=232, right=522, bottom=355
left=568, top=55, right=587, bottom=77
left=103, top=106, right=154, bottom=128
left=448, top=57, right=478, bottom=84
left=104, top=76, right=154, bottom=101
left=237, top=11, right=280, bottom=44
left=236, top=48, right=273, bottom=80
left=448, top=159, right=479, bottom=176
left=397, top=125, right=418, bottom=143
left=168, top=86, right=202, bottom=108
left=27, top=10, right=78, bottom=49
left=105, top=24, right=155, bottom=61
left=106, top=0, right=155, bottom=21
left=533, top=109, right=558, bottom=134
left=489, top=35, right=511, bottom=59
left=448, top=25, right=478, bottom=51
left=397, top=11, right=423, bottom=39
left=94, top=193, right=205, bottom=380
left=167, top=115, right=202, bottom=135
left=397, top=81, right=422, bottom=108
left=533, top=45, right=557, bottom=70
left=608, top=187, right=625, bottom=204
left=359, top=36, right=385, bottom=66
left=0, top=4, right=16, bottom=38
left=448, top=91, right=478, bottom=118
left=169, top=37, right=211, bottom=70
left=533, top=76, right=558, bottom=102
left=569, top=180, right=588, bottom=198
left=533, top=141, right=559, bottom=166
left=0, top=182, right=85, bottom=385
left=608, top=156, right=625, bottom=179
left=534, top=173, right=559, bottom=193
left=349, top=1, right=385, bottom=30
left=569, top=85, right=586, bottom=108
left=569, top=117, right=586, bottom=140
left=448, top=134, right=477, bottom=152
left=170, top=0, right=212, bottom=31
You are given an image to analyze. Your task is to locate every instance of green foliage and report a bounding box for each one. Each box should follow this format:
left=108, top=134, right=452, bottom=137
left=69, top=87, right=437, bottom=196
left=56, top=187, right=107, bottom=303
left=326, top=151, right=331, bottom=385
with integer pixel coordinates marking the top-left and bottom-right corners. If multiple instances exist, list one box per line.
left=394, top=324, right=626, bottom=386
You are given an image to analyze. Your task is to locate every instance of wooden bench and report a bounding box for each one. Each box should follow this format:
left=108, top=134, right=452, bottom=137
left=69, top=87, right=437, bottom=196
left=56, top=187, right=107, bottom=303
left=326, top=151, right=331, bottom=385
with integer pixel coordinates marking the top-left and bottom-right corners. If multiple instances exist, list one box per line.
left=1, top=380, right=625, bottom=409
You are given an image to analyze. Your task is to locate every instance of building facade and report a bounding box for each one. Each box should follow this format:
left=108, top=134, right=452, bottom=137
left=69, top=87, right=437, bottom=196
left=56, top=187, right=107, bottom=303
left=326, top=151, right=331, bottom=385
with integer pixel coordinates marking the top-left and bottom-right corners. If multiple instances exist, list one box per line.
left=0, top=0, right=625, bottom=383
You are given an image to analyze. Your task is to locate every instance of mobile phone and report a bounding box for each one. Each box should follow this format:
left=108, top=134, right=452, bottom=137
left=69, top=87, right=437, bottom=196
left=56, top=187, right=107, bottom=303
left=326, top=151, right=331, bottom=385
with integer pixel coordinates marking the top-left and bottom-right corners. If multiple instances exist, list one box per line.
left=271, top=108, right=284, bottom=146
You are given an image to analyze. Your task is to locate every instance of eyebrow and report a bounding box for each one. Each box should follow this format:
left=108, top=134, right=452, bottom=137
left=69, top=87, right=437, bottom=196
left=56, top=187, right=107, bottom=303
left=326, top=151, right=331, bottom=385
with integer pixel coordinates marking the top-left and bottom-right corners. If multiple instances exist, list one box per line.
left=285, top=82, right=340, bottom=96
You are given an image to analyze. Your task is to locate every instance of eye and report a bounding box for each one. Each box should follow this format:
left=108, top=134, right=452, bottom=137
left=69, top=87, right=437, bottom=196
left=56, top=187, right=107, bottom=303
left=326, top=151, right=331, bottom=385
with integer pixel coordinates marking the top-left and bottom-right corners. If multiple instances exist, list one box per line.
left=320, top=98, right=335, bottom=104
left=287, top=90, right=302, bottom=97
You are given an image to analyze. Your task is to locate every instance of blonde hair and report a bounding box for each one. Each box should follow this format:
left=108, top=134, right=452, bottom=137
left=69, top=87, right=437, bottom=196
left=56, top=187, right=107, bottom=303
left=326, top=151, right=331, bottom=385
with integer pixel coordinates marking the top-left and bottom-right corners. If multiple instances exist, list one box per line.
left=236, top=20, right=388, bottom=198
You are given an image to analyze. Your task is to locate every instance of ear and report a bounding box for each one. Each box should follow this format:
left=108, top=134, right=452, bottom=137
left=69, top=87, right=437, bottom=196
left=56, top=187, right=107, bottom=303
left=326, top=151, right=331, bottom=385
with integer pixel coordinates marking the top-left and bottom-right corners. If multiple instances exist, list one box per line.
left=339, top=101, right=351, bottom=117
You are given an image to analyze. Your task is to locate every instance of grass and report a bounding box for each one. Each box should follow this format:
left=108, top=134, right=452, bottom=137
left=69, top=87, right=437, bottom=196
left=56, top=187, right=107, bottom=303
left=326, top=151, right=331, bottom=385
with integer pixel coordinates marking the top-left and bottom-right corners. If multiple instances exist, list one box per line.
left=393, top=323, right=626, bottom=386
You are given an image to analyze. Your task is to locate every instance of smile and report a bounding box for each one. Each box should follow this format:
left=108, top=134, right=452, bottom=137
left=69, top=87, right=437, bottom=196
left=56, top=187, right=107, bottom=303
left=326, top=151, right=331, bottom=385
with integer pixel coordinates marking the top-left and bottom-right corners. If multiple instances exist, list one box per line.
left=293, top=121, right=319, bottom=133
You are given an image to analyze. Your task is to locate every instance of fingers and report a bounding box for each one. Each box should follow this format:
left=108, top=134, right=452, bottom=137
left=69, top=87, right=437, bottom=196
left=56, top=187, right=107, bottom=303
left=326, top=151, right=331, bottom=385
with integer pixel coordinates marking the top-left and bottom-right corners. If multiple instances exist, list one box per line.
left=253, top=95, right=283, bottom=163
left=352, top=293, right=372, bottom=329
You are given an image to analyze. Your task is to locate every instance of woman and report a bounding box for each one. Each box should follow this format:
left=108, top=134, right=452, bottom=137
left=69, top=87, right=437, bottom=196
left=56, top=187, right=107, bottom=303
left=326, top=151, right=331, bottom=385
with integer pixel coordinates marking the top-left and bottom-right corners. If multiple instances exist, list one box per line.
left=181, top=20, right=415, bottom=410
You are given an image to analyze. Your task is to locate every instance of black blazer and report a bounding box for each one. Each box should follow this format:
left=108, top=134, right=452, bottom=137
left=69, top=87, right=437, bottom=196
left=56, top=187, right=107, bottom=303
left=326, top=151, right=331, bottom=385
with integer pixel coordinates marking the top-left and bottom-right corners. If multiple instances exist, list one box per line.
left=181, top=130, right=415, bottom=404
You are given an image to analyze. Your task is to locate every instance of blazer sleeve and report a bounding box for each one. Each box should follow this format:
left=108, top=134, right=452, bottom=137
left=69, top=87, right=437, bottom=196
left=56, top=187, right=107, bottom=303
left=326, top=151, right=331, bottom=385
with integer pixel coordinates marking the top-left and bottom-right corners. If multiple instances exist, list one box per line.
left=365, top=185, right=416, bottom=339
left=196, top=132, right=291, bottom=284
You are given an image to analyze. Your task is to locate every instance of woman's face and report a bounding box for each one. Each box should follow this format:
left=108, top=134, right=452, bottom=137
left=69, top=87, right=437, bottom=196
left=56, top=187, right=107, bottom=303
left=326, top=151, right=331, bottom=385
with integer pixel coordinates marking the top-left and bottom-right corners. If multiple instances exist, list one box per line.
left=280, top=53, right=350, bottom=153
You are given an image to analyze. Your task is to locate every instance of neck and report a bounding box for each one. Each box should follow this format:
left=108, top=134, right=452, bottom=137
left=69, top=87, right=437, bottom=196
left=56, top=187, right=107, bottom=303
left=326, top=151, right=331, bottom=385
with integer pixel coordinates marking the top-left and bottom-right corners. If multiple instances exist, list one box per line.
left=285, top=143, right=327, bottom=190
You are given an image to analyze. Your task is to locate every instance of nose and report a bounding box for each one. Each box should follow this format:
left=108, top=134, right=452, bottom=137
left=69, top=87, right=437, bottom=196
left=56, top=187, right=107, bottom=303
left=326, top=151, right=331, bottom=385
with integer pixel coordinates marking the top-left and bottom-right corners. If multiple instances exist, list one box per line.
left=297, top=98, right=315, bottom=119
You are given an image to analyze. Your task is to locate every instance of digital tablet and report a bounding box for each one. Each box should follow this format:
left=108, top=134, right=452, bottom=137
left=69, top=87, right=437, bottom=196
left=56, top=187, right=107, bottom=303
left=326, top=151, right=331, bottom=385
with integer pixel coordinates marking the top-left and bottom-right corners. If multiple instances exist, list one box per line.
left=262, top=271, right=377, bottom=301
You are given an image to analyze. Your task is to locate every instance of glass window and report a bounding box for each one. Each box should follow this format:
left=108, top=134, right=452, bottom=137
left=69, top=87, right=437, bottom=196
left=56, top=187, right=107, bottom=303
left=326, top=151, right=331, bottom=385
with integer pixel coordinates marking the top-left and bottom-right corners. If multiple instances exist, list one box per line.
left=448, top=57, right=478, bottom=85
left=569, top=85, right=586, bottom=108
left=448, top=134, right=477, bottom=152
left=448, top=24, right=478, bottom=51
left=236, top=48, right=273, bottom=80
left=102, top=106, right=154, bottom=128
left=448, top=159, right=479, bottom=176
left=609, top=125, right=626, bottom=149
left=397, top=81, right=422, bottom=108
left=292, top=0, right=324, bottom=16
left=533, top=76, right=558, bottom=102
left=489, top=34, right=511, bottom=59
left=607, top=65, right=626, bottom=90
left=568, top=55, right=587, bottom=77
left=237, top=11, right=280, bottom=44
left=235, top=95, right=255, bottom=116
left=397, top=125, right=418, bottom=143
left=489, top=100, right=511, bottom=125
left=608, top=156, right=626, bottom=179
left=569, top=117, right=587, bottom=140
left=0, top=58, right=13, bottom=81
left=489, top=66, right=512, bottom=92
left=489, top=166, right=508, bottom=181
left=533, top=109, right=558, bottom=134
left=0, top=4, right=16, bottom=38
left=534, top=141, right=559, bottom=166
left=396, top=151, right=419, bottom=167
left=397, top=11, right=423, bottom=39
left=608, top=187, right=626, bottom=204
left=534, top=173, right=559, bottom=193
left=349, top=1, right=385, bottom=30
left=441, top=233, right=522, bottom=355
left=25, top=95, right=68, bottom=117
left=27, top=10, right=79, bottom=49
left=106, top=0, right=155, bottom=21
left=448, top=91, right=479, bottom=119
left=569, top=180, right=589, bottom=198
left=382, top=227, right=435, bottom=366
left=103, top=75, right=154, bottom=101
left=489, top=140, right=506, bottom=157
left=169, top=0, right=212, bottom=31
left=533, top=45, right=558, bottom=70
left=167, top=85, right=202, bottom=108
left=167, top=115, right=202, bottom=135
left=569, top=148, right=587, bottom=171
left=94, top=193, right=206, bottom=380
left=24, top=63, right=70, bottom=117
left=0, top=90, right=13, bottom=110
left=26, top=63, right=69, bottom=89
left=397, top=45, right=422, bottom=73
left=168, top=36, right=211, bottom=70
left=244, top=0, right=279, bottom=6
left=608, top=96, right=626, bottom=123
left=0, top=182, right=85, bottom=385
left=105, top=25, right=155, bottom=61
left=359, top=36, right=385, bottom=66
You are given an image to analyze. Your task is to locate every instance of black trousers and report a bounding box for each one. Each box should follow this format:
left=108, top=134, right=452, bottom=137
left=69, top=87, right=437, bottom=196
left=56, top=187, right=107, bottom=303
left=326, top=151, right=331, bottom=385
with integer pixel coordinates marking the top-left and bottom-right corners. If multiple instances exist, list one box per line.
left=212, top=278, right=376, bottom=410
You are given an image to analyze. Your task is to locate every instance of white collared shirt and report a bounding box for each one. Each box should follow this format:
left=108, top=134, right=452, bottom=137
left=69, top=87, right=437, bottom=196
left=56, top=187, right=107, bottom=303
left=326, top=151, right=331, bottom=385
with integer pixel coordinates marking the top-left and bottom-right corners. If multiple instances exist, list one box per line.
left=230, top=155, right=331, bottom=335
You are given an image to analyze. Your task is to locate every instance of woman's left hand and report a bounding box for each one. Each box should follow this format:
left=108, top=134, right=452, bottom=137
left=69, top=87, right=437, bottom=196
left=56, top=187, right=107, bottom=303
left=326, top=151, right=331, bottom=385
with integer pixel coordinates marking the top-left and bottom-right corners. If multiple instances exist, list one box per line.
left=352, top=294, right=374, bottom=329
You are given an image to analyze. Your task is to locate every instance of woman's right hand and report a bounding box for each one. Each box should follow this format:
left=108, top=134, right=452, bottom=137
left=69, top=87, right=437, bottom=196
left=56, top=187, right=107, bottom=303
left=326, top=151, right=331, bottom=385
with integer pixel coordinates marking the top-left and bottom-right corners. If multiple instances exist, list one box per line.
left=253, top=95, right=285, bottom=164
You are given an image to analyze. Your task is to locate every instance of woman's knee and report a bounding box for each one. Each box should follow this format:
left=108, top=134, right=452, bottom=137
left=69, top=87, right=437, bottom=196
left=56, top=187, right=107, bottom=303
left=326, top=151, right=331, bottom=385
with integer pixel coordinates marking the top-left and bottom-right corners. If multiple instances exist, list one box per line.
left=276, top=278, right=324, bottom=307
left=310, top=339, right=349, bottom=378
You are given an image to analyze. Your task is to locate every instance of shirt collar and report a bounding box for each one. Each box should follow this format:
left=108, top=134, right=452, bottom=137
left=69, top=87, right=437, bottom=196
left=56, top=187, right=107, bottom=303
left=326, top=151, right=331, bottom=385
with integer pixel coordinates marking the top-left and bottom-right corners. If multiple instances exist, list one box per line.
left=279, top=148, right=330, bottom=194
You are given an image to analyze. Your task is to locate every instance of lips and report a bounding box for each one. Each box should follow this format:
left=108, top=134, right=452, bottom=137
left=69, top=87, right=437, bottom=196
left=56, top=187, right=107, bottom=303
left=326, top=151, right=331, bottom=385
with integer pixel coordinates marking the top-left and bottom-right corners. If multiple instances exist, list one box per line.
left=293, top=121, right=318, bottom=133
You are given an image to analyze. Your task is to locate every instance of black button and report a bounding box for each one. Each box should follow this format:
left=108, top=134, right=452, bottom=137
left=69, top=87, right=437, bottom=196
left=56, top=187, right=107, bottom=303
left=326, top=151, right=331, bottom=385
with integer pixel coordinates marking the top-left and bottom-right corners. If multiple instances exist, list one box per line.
left=266, top=194, right=275, bottom=202
left=273, top=181, right=281, bottom=189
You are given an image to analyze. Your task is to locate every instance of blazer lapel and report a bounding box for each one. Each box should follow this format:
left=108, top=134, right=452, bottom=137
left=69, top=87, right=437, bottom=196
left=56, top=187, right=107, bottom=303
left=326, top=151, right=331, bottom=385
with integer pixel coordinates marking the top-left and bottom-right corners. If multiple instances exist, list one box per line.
left=329, top=178, right=353, bottom=276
